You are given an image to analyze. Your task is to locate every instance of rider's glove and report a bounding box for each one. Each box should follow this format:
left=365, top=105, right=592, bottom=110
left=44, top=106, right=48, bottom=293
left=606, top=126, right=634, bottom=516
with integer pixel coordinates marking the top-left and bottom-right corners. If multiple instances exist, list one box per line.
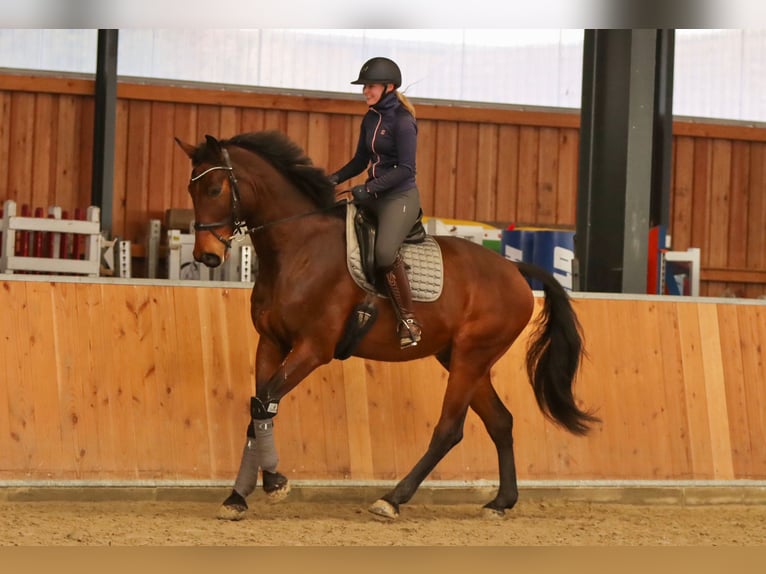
left=351, top=184, right=375, bottom=202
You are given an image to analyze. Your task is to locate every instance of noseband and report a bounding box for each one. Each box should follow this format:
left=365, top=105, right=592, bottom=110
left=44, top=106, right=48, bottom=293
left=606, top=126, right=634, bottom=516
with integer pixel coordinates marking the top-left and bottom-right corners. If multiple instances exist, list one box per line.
left=190, top=148, right=246, bottom=248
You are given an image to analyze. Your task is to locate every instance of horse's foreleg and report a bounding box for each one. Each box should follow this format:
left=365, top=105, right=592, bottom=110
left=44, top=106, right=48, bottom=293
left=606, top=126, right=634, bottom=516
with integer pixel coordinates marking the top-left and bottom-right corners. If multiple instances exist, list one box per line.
left=255, top=341, right=331, bottom=497
left=231, top=416, right=282, bottom=491
left=218, top=417, right=280, bottom=520
left=253, top=339, right=332, bottom=416
left=219, top=336, right=294, bottom=520
left=220, top=417, right=290, bottom=522
left=469, top=377, right=518, bottom=518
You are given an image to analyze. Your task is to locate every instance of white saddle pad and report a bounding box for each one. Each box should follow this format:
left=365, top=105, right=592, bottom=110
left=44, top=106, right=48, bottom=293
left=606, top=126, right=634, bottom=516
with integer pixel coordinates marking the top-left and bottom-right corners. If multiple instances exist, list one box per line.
left=345, top=203, right=443, bottom=302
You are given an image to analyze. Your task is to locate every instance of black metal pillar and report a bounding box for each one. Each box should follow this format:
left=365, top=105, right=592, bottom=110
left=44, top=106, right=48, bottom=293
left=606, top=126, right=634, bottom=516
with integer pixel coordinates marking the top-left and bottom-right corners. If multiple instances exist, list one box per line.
left=91, top=29, right=119, bottom=237
left=576, top=29, right=675, bottom=294
left=651, top=30, right=675, bottom=228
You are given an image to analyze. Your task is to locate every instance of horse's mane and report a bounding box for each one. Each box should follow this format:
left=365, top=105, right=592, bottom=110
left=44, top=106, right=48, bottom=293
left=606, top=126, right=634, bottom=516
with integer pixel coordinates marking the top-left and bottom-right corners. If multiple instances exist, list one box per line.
left=223, top=131, right=340, bottom=212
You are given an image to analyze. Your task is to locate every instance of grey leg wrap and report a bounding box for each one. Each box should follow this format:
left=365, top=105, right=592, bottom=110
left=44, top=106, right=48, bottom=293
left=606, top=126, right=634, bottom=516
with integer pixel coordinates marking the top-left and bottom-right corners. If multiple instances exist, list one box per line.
left=232, top=427, right=260, bottom=499
left=231, top=419, right=279, bottom=499
left=252, top=418, right=279, bottom=473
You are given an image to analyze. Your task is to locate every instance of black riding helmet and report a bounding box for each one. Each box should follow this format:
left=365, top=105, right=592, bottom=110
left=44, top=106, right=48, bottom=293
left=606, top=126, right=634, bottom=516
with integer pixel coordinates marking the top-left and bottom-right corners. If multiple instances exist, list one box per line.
left=350, top=57, right=402, bottom=89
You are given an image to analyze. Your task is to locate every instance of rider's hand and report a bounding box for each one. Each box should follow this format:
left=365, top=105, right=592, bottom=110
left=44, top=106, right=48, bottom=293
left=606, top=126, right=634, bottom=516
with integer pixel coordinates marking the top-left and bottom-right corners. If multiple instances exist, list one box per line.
left=351, top=184, right=374, bottom=202
left=327, top=173, right=339, bottom=186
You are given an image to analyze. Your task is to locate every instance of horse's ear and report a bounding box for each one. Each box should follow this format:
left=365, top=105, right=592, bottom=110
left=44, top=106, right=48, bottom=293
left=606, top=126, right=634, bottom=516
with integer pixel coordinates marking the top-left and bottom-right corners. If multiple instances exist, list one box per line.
left=204, top=134, right=222, bottom=156
left=174, top=137, right=197, bottom=160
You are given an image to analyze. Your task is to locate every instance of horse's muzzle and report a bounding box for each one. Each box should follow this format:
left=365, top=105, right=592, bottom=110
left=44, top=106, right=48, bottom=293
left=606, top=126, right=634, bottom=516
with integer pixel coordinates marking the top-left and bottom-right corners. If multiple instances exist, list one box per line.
left=197, top=252, right=222, bottom=268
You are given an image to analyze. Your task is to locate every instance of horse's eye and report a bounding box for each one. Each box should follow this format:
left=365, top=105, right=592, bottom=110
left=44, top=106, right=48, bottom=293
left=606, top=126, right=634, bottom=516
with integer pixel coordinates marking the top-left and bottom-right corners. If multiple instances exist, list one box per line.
left=208, top=186, right=222, bottom=198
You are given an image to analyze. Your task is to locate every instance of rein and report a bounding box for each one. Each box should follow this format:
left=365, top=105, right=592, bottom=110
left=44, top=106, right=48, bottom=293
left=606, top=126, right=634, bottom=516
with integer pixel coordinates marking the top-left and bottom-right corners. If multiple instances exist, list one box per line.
left=189, top=150, right=349, bottom=248
left=247, top=199, right=349, bottom=234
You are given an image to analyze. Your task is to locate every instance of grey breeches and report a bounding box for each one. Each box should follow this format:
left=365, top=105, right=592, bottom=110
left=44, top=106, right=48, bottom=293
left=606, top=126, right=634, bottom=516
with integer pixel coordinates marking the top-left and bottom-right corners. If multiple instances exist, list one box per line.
left=361, top=186, right=421, bottom=269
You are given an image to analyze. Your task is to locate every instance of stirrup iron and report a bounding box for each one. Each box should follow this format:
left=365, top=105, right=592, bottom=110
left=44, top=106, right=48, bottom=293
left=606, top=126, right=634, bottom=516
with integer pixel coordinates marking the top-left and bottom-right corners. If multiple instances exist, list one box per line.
left=398, top=318, right=421, bottom=348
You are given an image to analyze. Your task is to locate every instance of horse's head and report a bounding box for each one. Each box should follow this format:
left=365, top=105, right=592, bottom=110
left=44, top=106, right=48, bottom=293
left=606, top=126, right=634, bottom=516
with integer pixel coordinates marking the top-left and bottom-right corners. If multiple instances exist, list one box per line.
left=177, top=130, right=344, bottom=269
left=175, top=134, right=244, bottom=268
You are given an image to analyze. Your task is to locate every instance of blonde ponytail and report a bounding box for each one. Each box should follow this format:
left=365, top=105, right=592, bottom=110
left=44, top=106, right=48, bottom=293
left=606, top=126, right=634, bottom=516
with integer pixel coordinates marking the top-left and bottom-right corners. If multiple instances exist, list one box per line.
left=395, top=91, right=416, bottom=119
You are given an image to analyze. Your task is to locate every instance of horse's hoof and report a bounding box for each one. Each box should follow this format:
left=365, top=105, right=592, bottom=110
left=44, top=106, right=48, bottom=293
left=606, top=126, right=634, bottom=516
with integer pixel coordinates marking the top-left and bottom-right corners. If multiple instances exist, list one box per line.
left=265, top=481, right=291, bottom=503
left=481, top=506, right=506, bottom=519
left=217, top=503, right=247, bottom=521
left=368, top=499, right=399, bottom=520
left=262, top=471, right=291, bottom=503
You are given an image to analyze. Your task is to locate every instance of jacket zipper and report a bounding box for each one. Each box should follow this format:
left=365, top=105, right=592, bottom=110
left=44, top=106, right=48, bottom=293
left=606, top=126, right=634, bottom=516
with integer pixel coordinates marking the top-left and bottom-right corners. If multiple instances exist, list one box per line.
left=369, top=108, right=383, bottom=179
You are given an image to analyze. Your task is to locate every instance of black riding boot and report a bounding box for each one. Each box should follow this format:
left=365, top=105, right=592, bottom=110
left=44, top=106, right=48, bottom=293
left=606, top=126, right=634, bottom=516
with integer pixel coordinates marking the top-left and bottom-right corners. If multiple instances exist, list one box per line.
left=382, top=254, right=422, bottom=349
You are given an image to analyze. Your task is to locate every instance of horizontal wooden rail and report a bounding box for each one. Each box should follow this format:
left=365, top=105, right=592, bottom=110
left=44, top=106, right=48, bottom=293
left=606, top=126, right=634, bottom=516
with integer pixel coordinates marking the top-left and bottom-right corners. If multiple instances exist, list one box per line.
left=701, top=267, right=766, bottom=284
left=0, top=70, right=95, bottom=96
left=673, top=119, right=766, bottom=143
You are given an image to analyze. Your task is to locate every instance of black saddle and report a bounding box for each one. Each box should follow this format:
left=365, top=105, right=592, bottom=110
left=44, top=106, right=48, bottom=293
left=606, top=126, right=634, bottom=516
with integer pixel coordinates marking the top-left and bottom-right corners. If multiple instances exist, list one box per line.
left=354, top=206, right=426, bottom=287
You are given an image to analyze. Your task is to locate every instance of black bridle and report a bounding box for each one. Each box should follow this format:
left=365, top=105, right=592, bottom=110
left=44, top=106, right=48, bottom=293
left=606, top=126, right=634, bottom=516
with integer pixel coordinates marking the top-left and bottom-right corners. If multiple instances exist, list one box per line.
left=190, top=148, right=246, bottom=249
left=189, top=147, right=350, bottom=249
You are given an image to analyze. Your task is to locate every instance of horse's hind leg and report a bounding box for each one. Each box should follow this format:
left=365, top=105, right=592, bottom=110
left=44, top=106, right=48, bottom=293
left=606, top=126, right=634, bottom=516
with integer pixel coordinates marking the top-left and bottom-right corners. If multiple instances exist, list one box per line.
left=369, top=409, right=469, bottom=520
left=469, top=377, right=519, bottom=518
left=369, top=353, right=481, bottom=519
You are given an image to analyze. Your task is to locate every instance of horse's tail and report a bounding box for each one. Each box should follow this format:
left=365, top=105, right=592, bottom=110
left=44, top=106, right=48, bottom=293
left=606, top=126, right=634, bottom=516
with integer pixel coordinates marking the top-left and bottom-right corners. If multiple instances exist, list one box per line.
left=515, top=261, right=600, bottom=436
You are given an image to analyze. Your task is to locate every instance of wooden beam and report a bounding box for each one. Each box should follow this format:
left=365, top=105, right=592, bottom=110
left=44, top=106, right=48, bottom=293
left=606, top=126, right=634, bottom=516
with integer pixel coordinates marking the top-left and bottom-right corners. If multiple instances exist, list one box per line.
left=701, top=267, right=766, bottom=284
left=673, top=120, right=766, bottom=143
left=5, top=71, right=766, bottom=141
left=118, top=82, right=582, bottom=128
left=0, top=72, right=95, bottom=95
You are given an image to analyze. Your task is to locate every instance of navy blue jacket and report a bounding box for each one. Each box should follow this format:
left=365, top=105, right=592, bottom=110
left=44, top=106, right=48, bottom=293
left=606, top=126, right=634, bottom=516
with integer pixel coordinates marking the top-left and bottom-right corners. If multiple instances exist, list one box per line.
left=333, top=91, right=417, bottom=196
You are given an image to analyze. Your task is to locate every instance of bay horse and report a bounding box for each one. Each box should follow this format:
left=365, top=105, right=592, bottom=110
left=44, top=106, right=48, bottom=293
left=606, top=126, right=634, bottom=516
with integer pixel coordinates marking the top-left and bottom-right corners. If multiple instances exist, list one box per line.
left=175, top=131, right=599, bottom=520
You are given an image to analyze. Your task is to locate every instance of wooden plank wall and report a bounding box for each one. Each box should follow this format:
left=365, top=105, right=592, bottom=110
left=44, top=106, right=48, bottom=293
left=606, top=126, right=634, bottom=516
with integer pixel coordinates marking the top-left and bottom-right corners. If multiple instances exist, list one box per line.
left=1, top=71, right=765, bottom=298
left=671, top=131, right=766, bottom=299
left=1, top=279, right=765, bottom=482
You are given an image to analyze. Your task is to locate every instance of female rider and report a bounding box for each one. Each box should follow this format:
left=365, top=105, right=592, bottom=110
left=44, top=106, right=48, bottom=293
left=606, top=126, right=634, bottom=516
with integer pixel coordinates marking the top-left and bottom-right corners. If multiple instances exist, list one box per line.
left=328, top=57, right=423, bottom=349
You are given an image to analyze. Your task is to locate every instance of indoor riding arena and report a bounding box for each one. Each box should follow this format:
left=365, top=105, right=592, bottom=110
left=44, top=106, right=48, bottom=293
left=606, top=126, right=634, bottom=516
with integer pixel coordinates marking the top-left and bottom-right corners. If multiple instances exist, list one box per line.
left=1, top=28, right=766, bottom=547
